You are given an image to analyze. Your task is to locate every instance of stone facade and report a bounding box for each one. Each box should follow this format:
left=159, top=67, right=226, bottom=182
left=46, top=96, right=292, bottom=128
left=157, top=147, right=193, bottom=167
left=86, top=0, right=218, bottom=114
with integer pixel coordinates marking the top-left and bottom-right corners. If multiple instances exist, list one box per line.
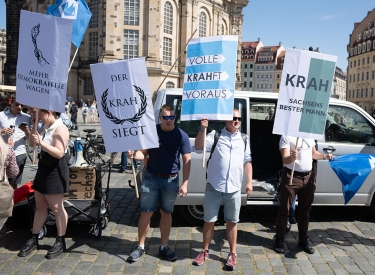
left=332, top=67, right=347, bottom=100
left=6, top=0, right=248, bottom=101
left=347, top=8, right=375, bottom=113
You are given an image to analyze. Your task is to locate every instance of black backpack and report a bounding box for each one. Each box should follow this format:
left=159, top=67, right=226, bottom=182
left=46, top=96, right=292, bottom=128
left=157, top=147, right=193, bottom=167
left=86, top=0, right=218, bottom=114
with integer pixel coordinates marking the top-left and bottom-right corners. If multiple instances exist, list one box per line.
left=206, top=130, right=247, bottom=176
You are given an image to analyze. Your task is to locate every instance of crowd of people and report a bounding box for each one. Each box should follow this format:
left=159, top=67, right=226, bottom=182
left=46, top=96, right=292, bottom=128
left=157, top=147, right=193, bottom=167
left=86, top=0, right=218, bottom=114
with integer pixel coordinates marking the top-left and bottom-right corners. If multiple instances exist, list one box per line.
left=0, top=97, right=333, bottom=269
left=65, top=96, right=99, bottom=128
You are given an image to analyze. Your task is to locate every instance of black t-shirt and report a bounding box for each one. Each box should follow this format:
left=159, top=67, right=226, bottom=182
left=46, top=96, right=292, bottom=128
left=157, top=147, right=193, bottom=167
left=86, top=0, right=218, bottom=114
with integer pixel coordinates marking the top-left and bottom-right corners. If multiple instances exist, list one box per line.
left=146, top=124, right=191, bottom=174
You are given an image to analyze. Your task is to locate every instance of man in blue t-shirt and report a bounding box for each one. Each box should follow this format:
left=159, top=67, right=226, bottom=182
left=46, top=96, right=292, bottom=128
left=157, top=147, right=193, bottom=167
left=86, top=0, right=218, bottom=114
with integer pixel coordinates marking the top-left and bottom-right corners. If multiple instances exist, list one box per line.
left=126, top=104, right=191, bottom=263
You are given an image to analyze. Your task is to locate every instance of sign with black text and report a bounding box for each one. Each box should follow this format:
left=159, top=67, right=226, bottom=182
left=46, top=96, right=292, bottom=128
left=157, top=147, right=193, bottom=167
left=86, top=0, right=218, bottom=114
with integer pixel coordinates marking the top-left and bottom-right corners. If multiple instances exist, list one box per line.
left=273, top=48, right=337, bottom=140
left=16, top=10, right=72, bottom=113
left=90, top=58, right=158, bottom=152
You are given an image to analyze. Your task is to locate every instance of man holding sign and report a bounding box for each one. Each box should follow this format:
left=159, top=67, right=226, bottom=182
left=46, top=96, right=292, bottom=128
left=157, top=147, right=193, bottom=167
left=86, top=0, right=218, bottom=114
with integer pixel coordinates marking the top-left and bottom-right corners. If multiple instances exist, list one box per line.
left=126, top=104, right=191, bottom=262
left=192, top=109, right=252, bottom=270
left=272, top=48, right=337, bottom=254
left=274, top=136, right=333, bottom=254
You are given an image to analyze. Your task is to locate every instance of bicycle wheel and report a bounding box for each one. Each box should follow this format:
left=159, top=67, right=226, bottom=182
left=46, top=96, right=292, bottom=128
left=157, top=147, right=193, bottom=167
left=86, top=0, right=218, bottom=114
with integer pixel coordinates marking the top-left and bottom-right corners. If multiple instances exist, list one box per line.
left=83, top=143, right=103, bottom=165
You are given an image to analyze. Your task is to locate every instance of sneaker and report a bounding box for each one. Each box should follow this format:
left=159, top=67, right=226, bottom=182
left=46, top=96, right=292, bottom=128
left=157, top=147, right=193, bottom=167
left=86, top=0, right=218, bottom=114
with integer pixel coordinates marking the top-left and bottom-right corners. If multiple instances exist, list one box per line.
left=192, top=250, right=209, bottom=266
left=118, top=169, right=126, bottom=174
left=274, top=238, right=285, bottom=254
left=127, top=246, right=145, bottom=262
left=289, top=216, right=297, bottom=224
left=225, top=252, right=237, bottom=270
left=159, top=246, right=177, bottom=261
left=298, top=240, right=315, bottom=254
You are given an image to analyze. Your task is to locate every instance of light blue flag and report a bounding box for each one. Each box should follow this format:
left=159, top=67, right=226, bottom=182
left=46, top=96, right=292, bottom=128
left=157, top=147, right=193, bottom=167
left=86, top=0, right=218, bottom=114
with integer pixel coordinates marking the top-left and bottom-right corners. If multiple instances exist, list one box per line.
left=46, top=0, right=92, bottom=48
left=329, top=154, right=375, bottom=204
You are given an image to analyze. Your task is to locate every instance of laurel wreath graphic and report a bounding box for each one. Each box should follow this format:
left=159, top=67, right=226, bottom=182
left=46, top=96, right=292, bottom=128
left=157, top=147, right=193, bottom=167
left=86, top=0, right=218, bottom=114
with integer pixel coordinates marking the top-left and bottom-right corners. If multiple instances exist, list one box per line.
left=101, top=86, right=147, bottom=125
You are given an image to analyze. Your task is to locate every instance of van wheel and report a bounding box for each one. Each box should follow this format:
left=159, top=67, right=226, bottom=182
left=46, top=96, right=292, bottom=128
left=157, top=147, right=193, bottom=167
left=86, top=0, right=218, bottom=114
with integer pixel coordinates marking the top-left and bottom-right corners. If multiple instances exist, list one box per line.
left=179, top=205, right=204, bottom=226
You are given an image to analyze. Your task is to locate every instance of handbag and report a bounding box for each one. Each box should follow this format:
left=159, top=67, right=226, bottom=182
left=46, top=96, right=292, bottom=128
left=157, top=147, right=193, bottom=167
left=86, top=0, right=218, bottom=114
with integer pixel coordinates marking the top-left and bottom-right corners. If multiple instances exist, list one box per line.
left=0, top=154, right=14, bottom=219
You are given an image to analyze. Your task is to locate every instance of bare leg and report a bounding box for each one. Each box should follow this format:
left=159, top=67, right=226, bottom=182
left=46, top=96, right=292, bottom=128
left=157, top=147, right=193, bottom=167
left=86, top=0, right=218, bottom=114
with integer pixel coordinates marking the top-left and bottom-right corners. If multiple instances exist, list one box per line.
left=226, top=222, right=237, bottom=253
left=160, top=210, right=172, bottom=246
left=202, top=222, right=215, bottom=250
left=32, top=191, right=49, bottom=234
left=45, top=194, right=67, bottom=236
left=137, top=211, right=153, bottom=245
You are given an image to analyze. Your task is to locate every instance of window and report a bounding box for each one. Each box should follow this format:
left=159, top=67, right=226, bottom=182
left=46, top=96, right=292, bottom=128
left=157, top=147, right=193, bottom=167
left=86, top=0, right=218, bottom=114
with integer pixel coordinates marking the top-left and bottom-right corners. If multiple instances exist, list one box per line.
left=265, top=75, right=268, bottom=78
left=199, top=12, right=207, bottom=37
left=353, top=74, right=355, bottom=82
left=262, top=66, right=264, bottom=70
left=358, top=59, right=361, bottom=66
left=367, top=71, right=369, bottom=80
left=361, top=89, right=363, bottom=98
left=123, top=30, right=139, bottom=59
left=373, top=55, right=375, bottom=63
left=244, top=64, right=247, bottom=69
left=350, top=75, right=352, bottom=83
left=164, top=2, right=173, bottom=34
left=357, top=73, right=360, bottom=82
left=221, top=24, right=225, bottom=35
left=368, top=56, right=370, bottom=64
left=348, top=90, right=350, bottom=99
left=243, top=82, right=247, bottom=88
left=261, top=84, right=263, bottom=89
left=372, top=71, right=375, bottom=80
left=250, top=72, right=253, bottom=77
left=257, top=66, right=260, bottom=69
left=83, top=77, right=94, bottom=95
left=270, top=74, right=273, bottom=78
left=270, top=84, right=272, bottom=89
left=89, top=32, right=98, bottom=59
left=250, top=100, right=277, bottom=121
left=166, top=81, right=174, bottom=88
left=363, top=58, right=365, bottom=65
left=250, top=64, right=253, bottom=68
left=244, top=72, right=247, bottom=77
left=357, top=90, right=359, bottom=98
left=162, top=37, right=172, bottom=65
left=372, top=88, right=374, bottom=98
left=277, top=74, right=280, bottom=79
left=88, top=1, right=99, bottom=28
left=362, top=73, right=364, bottom=81
left=265, top=84, right=268, bottom=89
left=249, top=81, right=252, bottom=88
left=354, top=60, right=356, bottom=67
left=257, top=75, right=259, bottom=79
left=266, top=66, right=268, bottom=69
left=350, top=61, right=352, bottom=68
left=277, top=83, right=280, bottom=89
left=261, top=75, right=264, bottom=78
left=257, top=84, right=259, bottom=89
left=124, top=0, right=140, bottom=25
left=325, top=105, right=375, bottom=144
left=366, top=88, right=368, bottom=97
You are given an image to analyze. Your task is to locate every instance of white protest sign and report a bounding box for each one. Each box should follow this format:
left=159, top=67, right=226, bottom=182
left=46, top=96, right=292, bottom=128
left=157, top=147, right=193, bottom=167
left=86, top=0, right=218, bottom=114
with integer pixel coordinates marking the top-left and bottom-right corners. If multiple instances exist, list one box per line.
left=16, top=10, right=72, bottom=113
left=273, top=48, right=337, bottom=140
left=181, top=35, right=238, bottom=121
left=90, top=58, right=158, bottom=152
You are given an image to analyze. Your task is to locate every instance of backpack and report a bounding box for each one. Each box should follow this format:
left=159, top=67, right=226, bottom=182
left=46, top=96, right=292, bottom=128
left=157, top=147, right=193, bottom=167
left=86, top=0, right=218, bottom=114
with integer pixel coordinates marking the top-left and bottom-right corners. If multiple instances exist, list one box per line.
left=83, top=108, right=88, bottom=114
left=206, top=130, right=247, bottom=172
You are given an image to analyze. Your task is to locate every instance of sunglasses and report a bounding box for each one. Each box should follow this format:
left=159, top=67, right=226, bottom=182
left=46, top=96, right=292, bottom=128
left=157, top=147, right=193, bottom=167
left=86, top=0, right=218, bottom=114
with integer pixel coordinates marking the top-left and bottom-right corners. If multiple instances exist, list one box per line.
left=15, top=103, right=22, bottom=107
left=161, top=115, right=175, bottom=120
left=233, top=117, right=242, bottom=122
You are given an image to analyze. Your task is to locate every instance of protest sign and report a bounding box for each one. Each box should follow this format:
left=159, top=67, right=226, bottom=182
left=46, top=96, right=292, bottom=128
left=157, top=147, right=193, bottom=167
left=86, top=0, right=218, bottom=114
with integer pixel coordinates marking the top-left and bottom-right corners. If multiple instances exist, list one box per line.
left=90, top=58, right=158, bottom=153
left=16, top=10, right=72, bottom=113
left=181, top=35, right=238, bottom=121
left=273, top=48, right=337, bottom=140
left=65, top=167, right=96, bottom=199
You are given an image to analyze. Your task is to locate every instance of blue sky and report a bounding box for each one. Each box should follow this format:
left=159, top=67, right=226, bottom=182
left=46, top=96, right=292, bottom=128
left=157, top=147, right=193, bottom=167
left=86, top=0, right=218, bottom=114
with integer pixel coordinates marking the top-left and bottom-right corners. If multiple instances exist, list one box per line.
left=0, top=0, right=374, bottom=71
left=243, top=1, right=375, bottom=71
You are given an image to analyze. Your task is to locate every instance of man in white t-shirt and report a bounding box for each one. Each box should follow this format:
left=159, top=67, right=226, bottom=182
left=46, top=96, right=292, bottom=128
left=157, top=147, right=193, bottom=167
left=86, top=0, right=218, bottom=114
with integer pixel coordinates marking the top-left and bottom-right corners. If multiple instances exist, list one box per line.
left=274, top=136, right=333, bottom=255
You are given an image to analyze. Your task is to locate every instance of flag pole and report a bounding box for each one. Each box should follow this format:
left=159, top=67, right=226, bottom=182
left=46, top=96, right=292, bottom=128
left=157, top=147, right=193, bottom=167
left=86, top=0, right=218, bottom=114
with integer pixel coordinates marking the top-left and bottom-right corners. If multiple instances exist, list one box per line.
left=289, top=137, right=299, bottom=185
left=154, top=29, right=197, bottom=94
left=131, top=157, right=139, bottom=198
left=68, top=48, right=79, bottom=72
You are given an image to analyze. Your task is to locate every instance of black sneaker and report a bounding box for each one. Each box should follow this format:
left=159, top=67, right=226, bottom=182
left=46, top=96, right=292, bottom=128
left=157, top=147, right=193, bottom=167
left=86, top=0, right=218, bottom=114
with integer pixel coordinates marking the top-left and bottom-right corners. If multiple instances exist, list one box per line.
left=127, top=246, right=145, bottom=262
left=159, top=246, right=177, bottom=261
left=274, top=238, right=285, bottom=254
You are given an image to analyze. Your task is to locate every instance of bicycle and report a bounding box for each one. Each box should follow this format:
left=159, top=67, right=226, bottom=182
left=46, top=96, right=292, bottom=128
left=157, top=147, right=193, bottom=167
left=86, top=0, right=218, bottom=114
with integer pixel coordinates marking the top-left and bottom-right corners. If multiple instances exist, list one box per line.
left=69, top=129, right=113, bottom=166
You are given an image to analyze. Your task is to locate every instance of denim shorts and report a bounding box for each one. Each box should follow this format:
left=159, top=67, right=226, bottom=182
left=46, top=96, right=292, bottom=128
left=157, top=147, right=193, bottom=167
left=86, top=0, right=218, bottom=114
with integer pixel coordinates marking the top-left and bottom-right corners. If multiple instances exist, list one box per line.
left=203, top=183, right=241, bottom=223
left=139, top=171, right=179, bottom=213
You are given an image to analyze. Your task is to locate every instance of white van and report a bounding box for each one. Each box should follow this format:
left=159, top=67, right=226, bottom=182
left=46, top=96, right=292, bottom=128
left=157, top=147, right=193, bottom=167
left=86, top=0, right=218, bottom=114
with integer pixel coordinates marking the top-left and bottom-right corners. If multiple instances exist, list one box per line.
left=139, top=88, right=375, bottom=225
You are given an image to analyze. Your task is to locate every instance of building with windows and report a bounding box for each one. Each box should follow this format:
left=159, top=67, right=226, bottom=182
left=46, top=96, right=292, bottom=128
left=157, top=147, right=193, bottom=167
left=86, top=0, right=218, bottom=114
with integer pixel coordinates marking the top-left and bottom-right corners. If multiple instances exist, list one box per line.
left=0, top=29, right=5, bottom=85
left=347, top=8, right=375, bottom=113
left=332, top=67, right=347, bottom=100
left=273, top=50, right=285, bottom=92
left=4, top=0, right=248, bottom=101
left=241, top=39, right=263, bottom=91
left=254, top=43, right=285, bottom=92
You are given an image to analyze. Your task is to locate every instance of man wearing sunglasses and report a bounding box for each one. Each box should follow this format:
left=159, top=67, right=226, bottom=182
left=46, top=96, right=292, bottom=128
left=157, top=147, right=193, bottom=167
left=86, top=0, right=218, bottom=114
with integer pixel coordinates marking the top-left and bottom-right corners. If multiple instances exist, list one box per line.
left=192, top=109, right=253, bottom=270
left=0, top=96, right=31, bottom=189
left=126, top=104, right=191, bottom=262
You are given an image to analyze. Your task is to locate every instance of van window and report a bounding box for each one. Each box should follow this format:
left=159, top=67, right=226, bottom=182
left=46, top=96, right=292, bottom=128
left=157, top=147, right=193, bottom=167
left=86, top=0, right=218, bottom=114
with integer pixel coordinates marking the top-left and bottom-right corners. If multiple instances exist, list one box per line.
left=325, top=105, right=375, bottom=144
left=250, top=101, right=277, bottom=121
left=166, top=94, right=247, bottom=137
